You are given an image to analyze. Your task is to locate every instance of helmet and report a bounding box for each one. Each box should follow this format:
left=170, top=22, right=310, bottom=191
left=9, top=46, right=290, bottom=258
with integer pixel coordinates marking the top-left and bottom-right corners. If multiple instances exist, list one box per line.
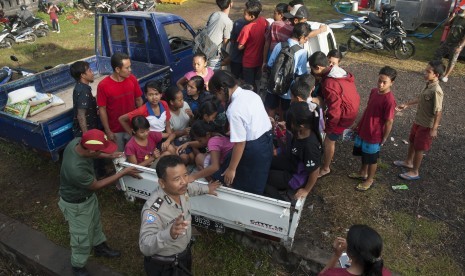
left=20, top=5, right=28, bottom=10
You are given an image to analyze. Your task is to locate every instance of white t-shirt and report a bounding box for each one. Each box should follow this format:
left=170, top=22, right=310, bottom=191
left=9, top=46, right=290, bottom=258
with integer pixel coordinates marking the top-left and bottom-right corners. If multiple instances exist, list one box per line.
left=227, top=87, right=271, bottom=142
left=170, top=102, right=191, bottom=131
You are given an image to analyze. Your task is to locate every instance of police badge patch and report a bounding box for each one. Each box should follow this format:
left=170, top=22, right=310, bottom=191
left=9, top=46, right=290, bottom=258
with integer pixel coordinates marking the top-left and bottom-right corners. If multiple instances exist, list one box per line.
left=146, top=213, right=157, bottom=224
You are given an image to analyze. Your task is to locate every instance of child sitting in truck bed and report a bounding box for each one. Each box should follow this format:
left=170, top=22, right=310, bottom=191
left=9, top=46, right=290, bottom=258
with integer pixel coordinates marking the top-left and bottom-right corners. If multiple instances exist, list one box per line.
left=164, top=86, right=195, bottom=165
left=119, top=81, right=176, bottom=154
left=183, top=76, right=211, bottom=117
left=176, top=53, right=214, bottom=91
left=187, top=120, right=234, bottom=183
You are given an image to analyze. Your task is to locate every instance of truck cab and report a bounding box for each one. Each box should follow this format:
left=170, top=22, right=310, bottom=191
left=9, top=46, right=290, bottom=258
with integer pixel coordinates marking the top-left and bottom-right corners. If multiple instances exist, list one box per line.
left=97, top=11, right=195, bottom=84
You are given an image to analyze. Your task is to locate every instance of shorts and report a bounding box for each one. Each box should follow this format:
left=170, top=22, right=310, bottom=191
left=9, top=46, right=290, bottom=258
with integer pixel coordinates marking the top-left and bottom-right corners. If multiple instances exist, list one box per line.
left=409, top=123, right=432, bottom=151
left=352, top=135, right=380, bottom=165
left=326, top=132, right=341, bottom=141
left=264, top=93, right=291, bottom=111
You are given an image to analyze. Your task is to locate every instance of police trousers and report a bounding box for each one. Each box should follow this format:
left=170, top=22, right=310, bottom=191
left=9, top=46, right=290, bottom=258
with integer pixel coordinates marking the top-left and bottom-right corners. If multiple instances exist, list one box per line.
left=58, top=194, right=106, bottom=268
left=144, top=246, right=192, bottom=276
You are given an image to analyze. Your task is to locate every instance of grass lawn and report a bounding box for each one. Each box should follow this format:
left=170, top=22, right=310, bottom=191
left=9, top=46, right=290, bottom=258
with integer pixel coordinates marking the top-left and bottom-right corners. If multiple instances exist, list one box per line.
left=0, top=1, right=463, bottom=275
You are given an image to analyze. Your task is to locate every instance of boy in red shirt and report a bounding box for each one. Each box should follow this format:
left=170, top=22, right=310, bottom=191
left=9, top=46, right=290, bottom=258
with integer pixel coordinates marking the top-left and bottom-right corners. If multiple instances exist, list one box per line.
left=237, top=0, right=269, bottom=91
left=349, top=66, right=397, bottom=191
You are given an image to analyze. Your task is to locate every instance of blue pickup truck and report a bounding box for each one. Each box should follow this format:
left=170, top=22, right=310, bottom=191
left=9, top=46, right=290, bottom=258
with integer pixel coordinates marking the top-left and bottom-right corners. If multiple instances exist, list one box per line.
left=0, top=11, right=196, bottom=160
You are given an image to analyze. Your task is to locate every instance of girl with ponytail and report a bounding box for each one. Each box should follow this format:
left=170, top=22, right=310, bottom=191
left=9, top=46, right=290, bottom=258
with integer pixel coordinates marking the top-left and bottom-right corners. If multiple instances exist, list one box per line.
left=319, top=224, right=391, bottom=276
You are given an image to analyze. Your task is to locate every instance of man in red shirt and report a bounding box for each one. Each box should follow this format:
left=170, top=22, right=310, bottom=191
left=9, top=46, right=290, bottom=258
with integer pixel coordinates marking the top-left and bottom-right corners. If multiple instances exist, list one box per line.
left=238, top=0, right=269, bottom=92
left=97, top=53, right=143, bottom=151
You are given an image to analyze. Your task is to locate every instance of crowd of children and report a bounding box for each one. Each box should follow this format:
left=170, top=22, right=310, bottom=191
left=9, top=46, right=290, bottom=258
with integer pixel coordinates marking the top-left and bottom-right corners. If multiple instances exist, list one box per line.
left=70, top=0, right=446, bottom=202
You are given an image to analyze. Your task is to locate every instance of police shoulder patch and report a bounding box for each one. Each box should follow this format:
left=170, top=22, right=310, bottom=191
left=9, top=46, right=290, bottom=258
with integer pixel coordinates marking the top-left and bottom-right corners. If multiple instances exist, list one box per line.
left=146, top=212, right=157, bottom=224
left=150, top=197, right=164, bottom=212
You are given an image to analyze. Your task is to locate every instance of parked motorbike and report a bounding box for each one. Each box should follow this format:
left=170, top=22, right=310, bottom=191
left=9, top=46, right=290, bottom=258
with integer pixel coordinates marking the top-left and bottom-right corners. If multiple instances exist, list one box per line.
left=0, top=29, right=15, bottom=48
left=0, top=56, right=36, bottom=84
left=131, top=0, right=156, bottom=11
left=347, top=11, right=415, bottom=60
left=8, top=15, right=49, bottom=38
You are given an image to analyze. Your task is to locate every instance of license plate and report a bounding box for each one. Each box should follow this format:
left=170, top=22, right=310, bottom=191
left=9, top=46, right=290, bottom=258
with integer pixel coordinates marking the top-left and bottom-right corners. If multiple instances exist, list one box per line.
left=192, top=215, right=225, bottom=233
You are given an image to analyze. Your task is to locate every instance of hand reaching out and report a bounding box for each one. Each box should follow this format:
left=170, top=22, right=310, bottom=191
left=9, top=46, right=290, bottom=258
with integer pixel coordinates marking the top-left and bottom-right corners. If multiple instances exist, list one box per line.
left=170, top=213, right=189, bottom=239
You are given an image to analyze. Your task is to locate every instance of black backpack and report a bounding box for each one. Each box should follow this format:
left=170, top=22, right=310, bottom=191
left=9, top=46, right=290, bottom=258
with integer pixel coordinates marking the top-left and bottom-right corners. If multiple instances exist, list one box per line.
left=193, top=13, right=220, bottom=61
left=267, top=42, right=302, bottom=96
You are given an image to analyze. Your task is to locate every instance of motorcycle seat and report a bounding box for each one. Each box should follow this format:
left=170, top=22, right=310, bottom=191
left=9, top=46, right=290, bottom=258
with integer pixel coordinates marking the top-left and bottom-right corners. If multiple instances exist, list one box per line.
left=367, top=13, right=383, bottom=28
left=361, top=24, right=383, bottom=35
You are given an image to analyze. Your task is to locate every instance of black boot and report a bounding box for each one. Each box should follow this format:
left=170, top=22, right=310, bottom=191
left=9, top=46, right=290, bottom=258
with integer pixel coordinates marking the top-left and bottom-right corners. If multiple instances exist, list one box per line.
left=72, top=266, right=90, bottom=276
left=94, top=242, right=121, bottom=258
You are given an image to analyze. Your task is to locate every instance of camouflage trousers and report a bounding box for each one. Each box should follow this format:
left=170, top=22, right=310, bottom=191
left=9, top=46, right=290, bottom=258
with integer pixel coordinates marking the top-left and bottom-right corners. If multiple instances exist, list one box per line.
left=434, top=42, right=461, bottom=70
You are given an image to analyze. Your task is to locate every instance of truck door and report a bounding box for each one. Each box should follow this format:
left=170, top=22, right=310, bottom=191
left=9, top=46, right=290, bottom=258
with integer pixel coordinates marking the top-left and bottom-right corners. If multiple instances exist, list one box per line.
left=158, top=20, right=195, bottom=84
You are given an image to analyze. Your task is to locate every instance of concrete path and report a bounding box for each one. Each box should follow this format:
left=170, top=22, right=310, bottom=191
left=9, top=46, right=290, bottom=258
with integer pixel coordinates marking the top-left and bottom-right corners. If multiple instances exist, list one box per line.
left=0, top=213, right=121, bottom=276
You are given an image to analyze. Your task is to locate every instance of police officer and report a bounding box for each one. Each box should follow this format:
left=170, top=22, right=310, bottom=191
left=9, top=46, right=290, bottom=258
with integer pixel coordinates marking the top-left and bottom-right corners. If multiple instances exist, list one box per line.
left=139, top=155, right=220, bottom=275
left=59, top=129, right=141, bottom=276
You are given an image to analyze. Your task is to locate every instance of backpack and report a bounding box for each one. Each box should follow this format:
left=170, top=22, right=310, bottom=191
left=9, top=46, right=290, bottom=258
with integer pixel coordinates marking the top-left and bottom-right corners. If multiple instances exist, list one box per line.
left=193, top=13, right=220, bottom=61
left=267, top=42, right=302, bottom=96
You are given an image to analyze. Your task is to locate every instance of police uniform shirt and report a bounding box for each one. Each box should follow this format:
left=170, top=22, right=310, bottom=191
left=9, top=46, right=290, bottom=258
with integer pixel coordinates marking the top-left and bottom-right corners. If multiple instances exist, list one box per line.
left=227, top=87, right=272, bottom=142
left=139, top=183, right=209, bottom=256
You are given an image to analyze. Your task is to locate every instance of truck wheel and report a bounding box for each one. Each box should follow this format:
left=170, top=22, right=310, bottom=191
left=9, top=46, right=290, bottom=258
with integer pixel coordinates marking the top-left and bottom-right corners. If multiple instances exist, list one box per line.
left=347, top=36, right=364, bottom=53
left=394, top=41, right=415, bottom=60
left=1, top=38, right=15, bottom=48
left=25, top=34, right=37, bottom=44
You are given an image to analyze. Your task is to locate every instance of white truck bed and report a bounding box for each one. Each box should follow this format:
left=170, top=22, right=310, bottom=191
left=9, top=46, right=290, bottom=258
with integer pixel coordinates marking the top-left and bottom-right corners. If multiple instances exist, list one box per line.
left=115, top=161, right=305, bottom=247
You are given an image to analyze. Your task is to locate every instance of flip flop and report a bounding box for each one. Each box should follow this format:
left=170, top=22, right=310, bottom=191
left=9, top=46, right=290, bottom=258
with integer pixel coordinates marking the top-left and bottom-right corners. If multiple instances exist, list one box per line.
left=318, top=170, right=331, bottom=178
left=398, top=173, right=420, bottom=181
left=355, top=182, right=374, bottom=191
left=393, top=160, right=413, bottom=169
left=348, top=172, right=367, bottom=180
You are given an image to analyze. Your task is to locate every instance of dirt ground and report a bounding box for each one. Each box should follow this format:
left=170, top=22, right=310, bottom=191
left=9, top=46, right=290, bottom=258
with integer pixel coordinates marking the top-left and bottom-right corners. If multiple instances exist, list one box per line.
left=0, top=0, right=464, bottom=275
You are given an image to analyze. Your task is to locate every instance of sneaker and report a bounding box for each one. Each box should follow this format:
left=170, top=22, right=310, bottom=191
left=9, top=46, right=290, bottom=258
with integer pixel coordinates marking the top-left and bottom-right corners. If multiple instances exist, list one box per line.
left=57, top=30, right=61, bottom=33
left=441, top=76, right=448, bottom=82
left=52, top=30, right=57, bottom=32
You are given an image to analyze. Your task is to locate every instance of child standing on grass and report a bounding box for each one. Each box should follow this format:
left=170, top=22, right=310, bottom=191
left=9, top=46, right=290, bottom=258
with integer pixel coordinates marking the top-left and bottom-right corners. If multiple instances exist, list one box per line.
left=47, top=3, right=60, bottom=33
left=176, top=53, right=214, bottom=91
left=393, top=60, right=445, bottom=181
left=124, top=116, right=164, bottom=168
left=349, top=66, right=397, bottom=191
left=262, top=3, right=293, bottom=64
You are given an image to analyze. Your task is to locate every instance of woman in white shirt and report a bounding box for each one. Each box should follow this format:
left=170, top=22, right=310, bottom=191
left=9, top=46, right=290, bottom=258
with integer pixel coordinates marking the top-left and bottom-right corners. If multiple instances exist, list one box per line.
left=208, top=70, right=273, bottom=195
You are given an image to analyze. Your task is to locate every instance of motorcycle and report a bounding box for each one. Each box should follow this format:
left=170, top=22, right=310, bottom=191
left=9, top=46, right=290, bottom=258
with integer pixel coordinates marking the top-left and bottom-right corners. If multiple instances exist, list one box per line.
left=8, top=15, right=49, bottom=38
left=131, top=0, right=156, bottom=11
left=0, top=29, right=15, bottom=48
left=0, top=56, right=36, bottom=84
left=347, top=11, right=415, bottom=60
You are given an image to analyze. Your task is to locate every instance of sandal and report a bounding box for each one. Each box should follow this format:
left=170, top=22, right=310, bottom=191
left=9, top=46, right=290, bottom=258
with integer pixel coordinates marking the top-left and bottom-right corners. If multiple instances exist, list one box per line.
left=348, top=172, right=367, bottom=180
left=355, top=182, right=374, bottom=191
left=393, top=160, right=413, bottom=169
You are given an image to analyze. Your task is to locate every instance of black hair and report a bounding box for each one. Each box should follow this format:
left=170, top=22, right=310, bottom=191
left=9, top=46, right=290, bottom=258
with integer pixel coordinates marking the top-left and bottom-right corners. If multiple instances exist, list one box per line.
left=216, top=0, right=231, bottom=10
left=163, top=86, right=182, bottom=103
left=144, top=80, right=162, bottom=94
left=189, top=75, right=206, bottom=95
left=291, top=74, right=315, bottom=100
left=292, top=22, right=311, bottom=39
left=197, top=99, right=218, bottom=119
left=190, top=120, right=215, bottom=140
left=110, top=52, right=130, bottom=71
left=193, top=52, right=207, bottom=62
left=156, top=155, right=184, bottom=179
left=208, top=70, right=237, bottom=92
left=327, top=49, right=343, bottom=61
left=69, top=61, right=90, bottom=81
left=428, top=60, right=446, bottom=77
left=346, top=225, right=384, bottom=276
left=276, top=3, right=289, bottom=14
left=308, top=51, right=329, bottom=68
left=245, top=0, right=262, bottom=18
left=286, top=101, right=323, bottom=146
left=131, top=115, right=150, bottom=132
left=289, top=0, right=304, bottom=7
left=379, top=66, right=397, bottom=81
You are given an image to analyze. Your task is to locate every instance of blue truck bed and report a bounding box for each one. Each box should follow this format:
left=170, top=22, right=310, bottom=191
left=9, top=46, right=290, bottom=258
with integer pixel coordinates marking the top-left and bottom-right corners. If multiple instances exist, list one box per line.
left=0, top=55, right=170, bottom=161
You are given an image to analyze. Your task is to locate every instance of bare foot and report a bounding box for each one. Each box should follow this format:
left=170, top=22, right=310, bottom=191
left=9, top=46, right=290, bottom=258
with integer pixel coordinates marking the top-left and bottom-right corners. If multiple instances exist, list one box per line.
left=318, top=169, right=331, bottom=178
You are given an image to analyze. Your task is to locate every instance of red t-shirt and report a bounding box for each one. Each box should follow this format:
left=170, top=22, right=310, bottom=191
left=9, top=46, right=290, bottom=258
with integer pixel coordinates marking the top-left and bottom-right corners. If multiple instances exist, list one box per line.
left=237, top=17, right=269, bottom=68
left=356, top=88, right=396, bottom=144
left=319, top=267, right=392, bottom=276
left=124, top=131, right=162, bottom=163
left=97, top=74, right=143, bottom=133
